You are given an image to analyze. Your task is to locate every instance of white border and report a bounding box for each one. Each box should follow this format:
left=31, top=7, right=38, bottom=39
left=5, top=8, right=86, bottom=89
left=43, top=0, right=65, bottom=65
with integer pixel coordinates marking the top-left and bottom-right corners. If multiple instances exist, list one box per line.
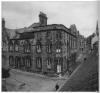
left=0, top=0, right=99, bottom=93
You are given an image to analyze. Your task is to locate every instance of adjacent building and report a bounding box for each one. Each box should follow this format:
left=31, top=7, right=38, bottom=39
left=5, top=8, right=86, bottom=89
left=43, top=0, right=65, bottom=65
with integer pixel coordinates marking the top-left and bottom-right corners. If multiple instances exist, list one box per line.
left=86, top=21, right=99, bottom=52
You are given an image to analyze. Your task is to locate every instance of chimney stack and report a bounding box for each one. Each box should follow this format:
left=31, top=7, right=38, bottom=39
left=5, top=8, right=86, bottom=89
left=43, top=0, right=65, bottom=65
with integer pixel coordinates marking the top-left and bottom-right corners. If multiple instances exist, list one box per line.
left=2, top=18, right=5, bottom=28
left=39, top=12, right=47, bottom=26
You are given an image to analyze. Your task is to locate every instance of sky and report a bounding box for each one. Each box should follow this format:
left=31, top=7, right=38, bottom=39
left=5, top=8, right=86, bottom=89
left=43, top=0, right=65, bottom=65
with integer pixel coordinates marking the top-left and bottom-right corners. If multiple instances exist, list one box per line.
left=2, top=1, right=98, bottom=37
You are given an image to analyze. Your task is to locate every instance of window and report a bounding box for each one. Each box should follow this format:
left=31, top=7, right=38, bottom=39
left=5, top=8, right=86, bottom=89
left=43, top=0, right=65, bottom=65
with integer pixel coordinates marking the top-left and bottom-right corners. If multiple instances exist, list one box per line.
left=36, top=57, right=42, bottom=69
left=9, top=56, right=14, bottom=67
left=47, top=58, right=52, bottom=69
left=20, top=40, right=24, bottom=52
left=15, top=44, right=19, bottom=52
left=56, top=31, right=62, bottom=39
left=26, top=44, right=31, bottom=52
left=46, top=31, right=50, bottom=37
left=82, top=48, right=83, bottom=52
left=14, top=40, right=19, bottom=52
left=57, top=58, right=60, bottom=65
left=9, top=40, right=13, bottom=52
left=26, top=57, right=31, bottom=67
left=56, top=48, right=61, bottom=53
left=21, top=57, right=25, bottom=66
left=24, top=40, right=31, bottom=53
left=56, top=42, right=61, bottom=53
left=55, top=57, right=63, bottom=73
left=14, top=56, right=20, bottom=69
left=47, top=43, right=52, bottom=53
left=36, top=41, right=42, bottom=53
left=9, top=45, right=13, bottom=51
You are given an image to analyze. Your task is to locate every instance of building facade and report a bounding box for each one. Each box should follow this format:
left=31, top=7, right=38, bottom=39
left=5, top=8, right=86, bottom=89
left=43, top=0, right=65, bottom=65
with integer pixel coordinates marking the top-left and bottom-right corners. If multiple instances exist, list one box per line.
left=8, top=12, right=86, bottom=75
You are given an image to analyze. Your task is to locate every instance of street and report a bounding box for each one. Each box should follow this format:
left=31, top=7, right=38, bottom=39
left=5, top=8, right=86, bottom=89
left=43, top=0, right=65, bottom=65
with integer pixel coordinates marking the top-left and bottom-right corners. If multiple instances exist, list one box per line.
left=5, top=69, right=67, bottom=91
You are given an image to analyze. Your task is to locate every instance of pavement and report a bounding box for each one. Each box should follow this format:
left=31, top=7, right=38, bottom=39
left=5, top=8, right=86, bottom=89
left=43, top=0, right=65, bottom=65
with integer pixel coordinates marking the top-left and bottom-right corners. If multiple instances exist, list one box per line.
left=59, top=50, right=98, bottom=91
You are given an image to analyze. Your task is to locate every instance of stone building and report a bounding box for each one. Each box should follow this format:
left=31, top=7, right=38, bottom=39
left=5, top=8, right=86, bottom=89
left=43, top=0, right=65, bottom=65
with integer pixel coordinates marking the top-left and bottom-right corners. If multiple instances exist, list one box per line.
left=91, top=21, right=99, bottom=50
left=8, top=12, right=85, bottom=76
left=2, top=18, right=9, bottom=69
left=86, top=21, right=99, bottom=52
left=78, top=35, right=86, bottom=54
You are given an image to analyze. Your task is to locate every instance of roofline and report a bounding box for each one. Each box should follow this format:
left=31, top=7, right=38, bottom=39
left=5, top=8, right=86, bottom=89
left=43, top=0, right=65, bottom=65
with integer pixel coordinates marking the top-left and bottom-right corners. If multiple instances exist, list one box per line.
left=9, top=24, right=79, bottom=40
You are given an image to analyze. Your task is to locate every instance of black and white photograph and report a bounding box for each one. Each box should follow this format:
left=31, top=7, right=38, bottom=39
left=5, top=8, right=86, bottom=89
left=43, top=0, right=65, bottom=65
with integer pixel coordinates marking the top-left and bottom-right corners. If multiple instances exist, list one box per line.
left=1, top=1, right=99, bottom=92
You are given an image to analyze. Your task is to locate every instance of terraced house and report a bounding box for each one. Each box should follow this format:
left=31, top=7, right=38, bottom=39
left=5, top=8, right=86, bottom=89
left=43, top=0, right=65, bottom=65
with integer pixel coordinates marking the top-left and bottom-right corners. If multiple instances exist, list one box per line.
left=8, top=12, right=86, bottom=75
